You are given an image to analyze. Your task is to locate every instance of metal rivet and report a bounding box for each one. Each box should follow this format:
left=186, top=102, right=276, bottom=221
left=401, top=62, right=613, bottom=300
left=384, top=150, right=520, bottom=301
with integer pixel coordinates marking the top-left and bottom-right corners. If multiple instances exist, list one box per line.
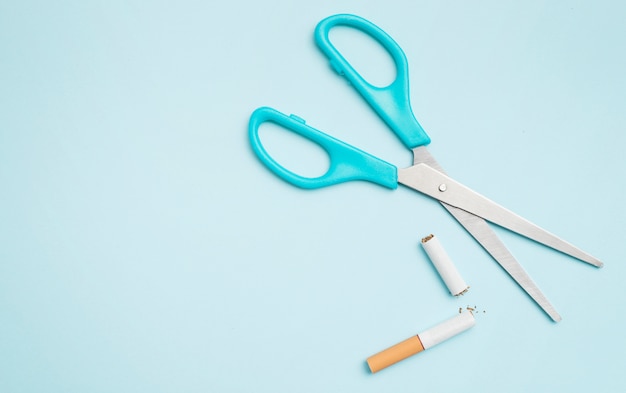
left=438, top=183, right=447, bottom=192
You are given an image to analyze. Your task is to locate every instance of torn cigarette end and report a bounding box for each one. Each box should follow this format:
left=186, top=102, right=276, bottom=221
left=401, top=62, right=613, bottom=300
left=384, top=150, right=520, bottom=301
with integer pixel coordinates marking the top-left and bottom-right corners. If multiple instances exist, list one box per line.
left=421, top=234, right=435, bottom=243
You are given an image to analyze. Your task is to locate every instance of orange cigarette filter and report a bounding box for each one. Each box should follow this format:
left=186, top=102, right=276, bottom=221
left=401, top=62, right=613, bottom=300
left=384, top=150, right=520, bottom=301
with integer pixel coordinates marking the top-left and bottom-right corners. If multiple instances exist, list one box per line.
left=366, top=311, right=475, bottom=373
left=367, top=335, right=424, bottom=373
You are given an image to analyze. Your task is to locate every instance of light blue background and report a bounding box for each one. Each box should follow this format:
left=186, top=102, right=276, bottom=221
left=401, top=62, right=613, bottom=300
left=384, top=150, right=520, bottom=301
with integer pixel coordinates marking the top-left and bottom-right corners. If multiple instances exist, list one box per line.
left=1, top=1, right=625, bottom=392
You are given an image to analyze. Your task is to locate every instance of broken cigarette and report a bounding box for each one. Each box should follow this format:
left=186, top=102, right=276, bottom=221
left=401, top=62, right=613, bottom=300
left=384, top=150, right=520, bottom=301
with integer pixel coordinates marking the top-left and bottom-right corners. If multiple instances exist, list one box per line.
left=366, top=311, right=475, bottom=373
left=421, top=234, right=469, bottom=296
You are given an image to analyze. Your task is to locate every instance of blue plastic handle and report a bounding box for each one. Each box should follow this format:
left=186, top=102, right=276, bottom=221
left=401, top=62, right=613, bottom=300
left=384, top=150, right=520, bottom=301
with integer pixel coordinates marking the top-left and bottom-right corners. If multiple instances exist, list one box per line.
left=315, top=14, right=431, bottom=149
left=249, top=107, right=398, bottom=190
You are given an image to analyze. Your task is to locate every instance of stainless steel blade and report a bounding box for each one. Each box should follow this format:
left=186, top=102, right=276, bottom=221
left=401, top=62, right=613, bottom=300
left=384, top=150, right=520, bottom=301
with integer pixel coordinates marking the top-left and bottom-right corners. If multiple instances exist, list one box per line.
left=411, top=146, right=562, bottom=322
left=402, top=150, right=603, bottom=268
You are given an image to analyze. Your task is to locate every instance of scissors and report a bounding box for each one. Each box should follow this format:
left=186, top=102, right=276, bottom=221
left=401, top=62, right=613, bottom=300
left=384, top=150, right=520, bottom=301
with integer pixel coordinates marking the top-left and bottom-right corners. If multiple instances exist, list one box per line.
left=248, top=14, right=603, bottom=322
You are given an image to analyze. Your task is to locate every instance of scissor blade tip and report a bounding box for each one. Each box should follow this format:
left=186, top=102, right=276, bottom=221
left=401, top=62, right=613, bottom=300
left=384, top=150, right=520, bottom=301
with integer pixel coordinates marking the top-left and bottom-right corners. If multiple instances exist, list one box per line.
left=588, top=258, right=604, bottom=268
left=582, top=256, right=603, bottom=268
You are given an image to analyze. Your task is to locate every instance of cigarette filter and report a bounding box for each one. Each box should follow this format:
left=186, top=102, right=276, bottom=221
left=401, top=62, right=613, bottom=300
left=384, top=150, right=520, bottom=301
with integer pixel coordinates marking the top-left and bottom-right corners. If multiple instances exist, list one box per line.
left=366, top=311, right=475, bottom=373
left=421, top=234, right=469, bottom=296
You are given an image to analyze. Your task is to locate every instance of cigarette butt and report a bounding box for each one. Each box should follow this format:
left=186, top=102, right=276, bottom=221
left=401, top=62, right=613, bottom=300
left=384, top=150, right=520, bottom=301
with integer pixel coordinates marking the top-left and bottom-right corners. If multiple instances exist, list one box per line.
left=421, top=234, right=469, bottom=296
left=367, top=312, right=475, bottom=373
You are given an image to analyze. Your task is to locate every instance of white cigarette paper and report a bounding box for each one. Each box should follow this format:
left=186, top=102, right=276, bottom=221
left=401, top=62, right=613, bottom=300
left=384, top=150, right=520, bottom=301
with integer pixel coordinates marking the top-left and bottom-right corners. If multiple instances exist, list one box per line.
left=421, top=234, right=469, bottom=296
left=418, top=310, right=475, bottom=349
